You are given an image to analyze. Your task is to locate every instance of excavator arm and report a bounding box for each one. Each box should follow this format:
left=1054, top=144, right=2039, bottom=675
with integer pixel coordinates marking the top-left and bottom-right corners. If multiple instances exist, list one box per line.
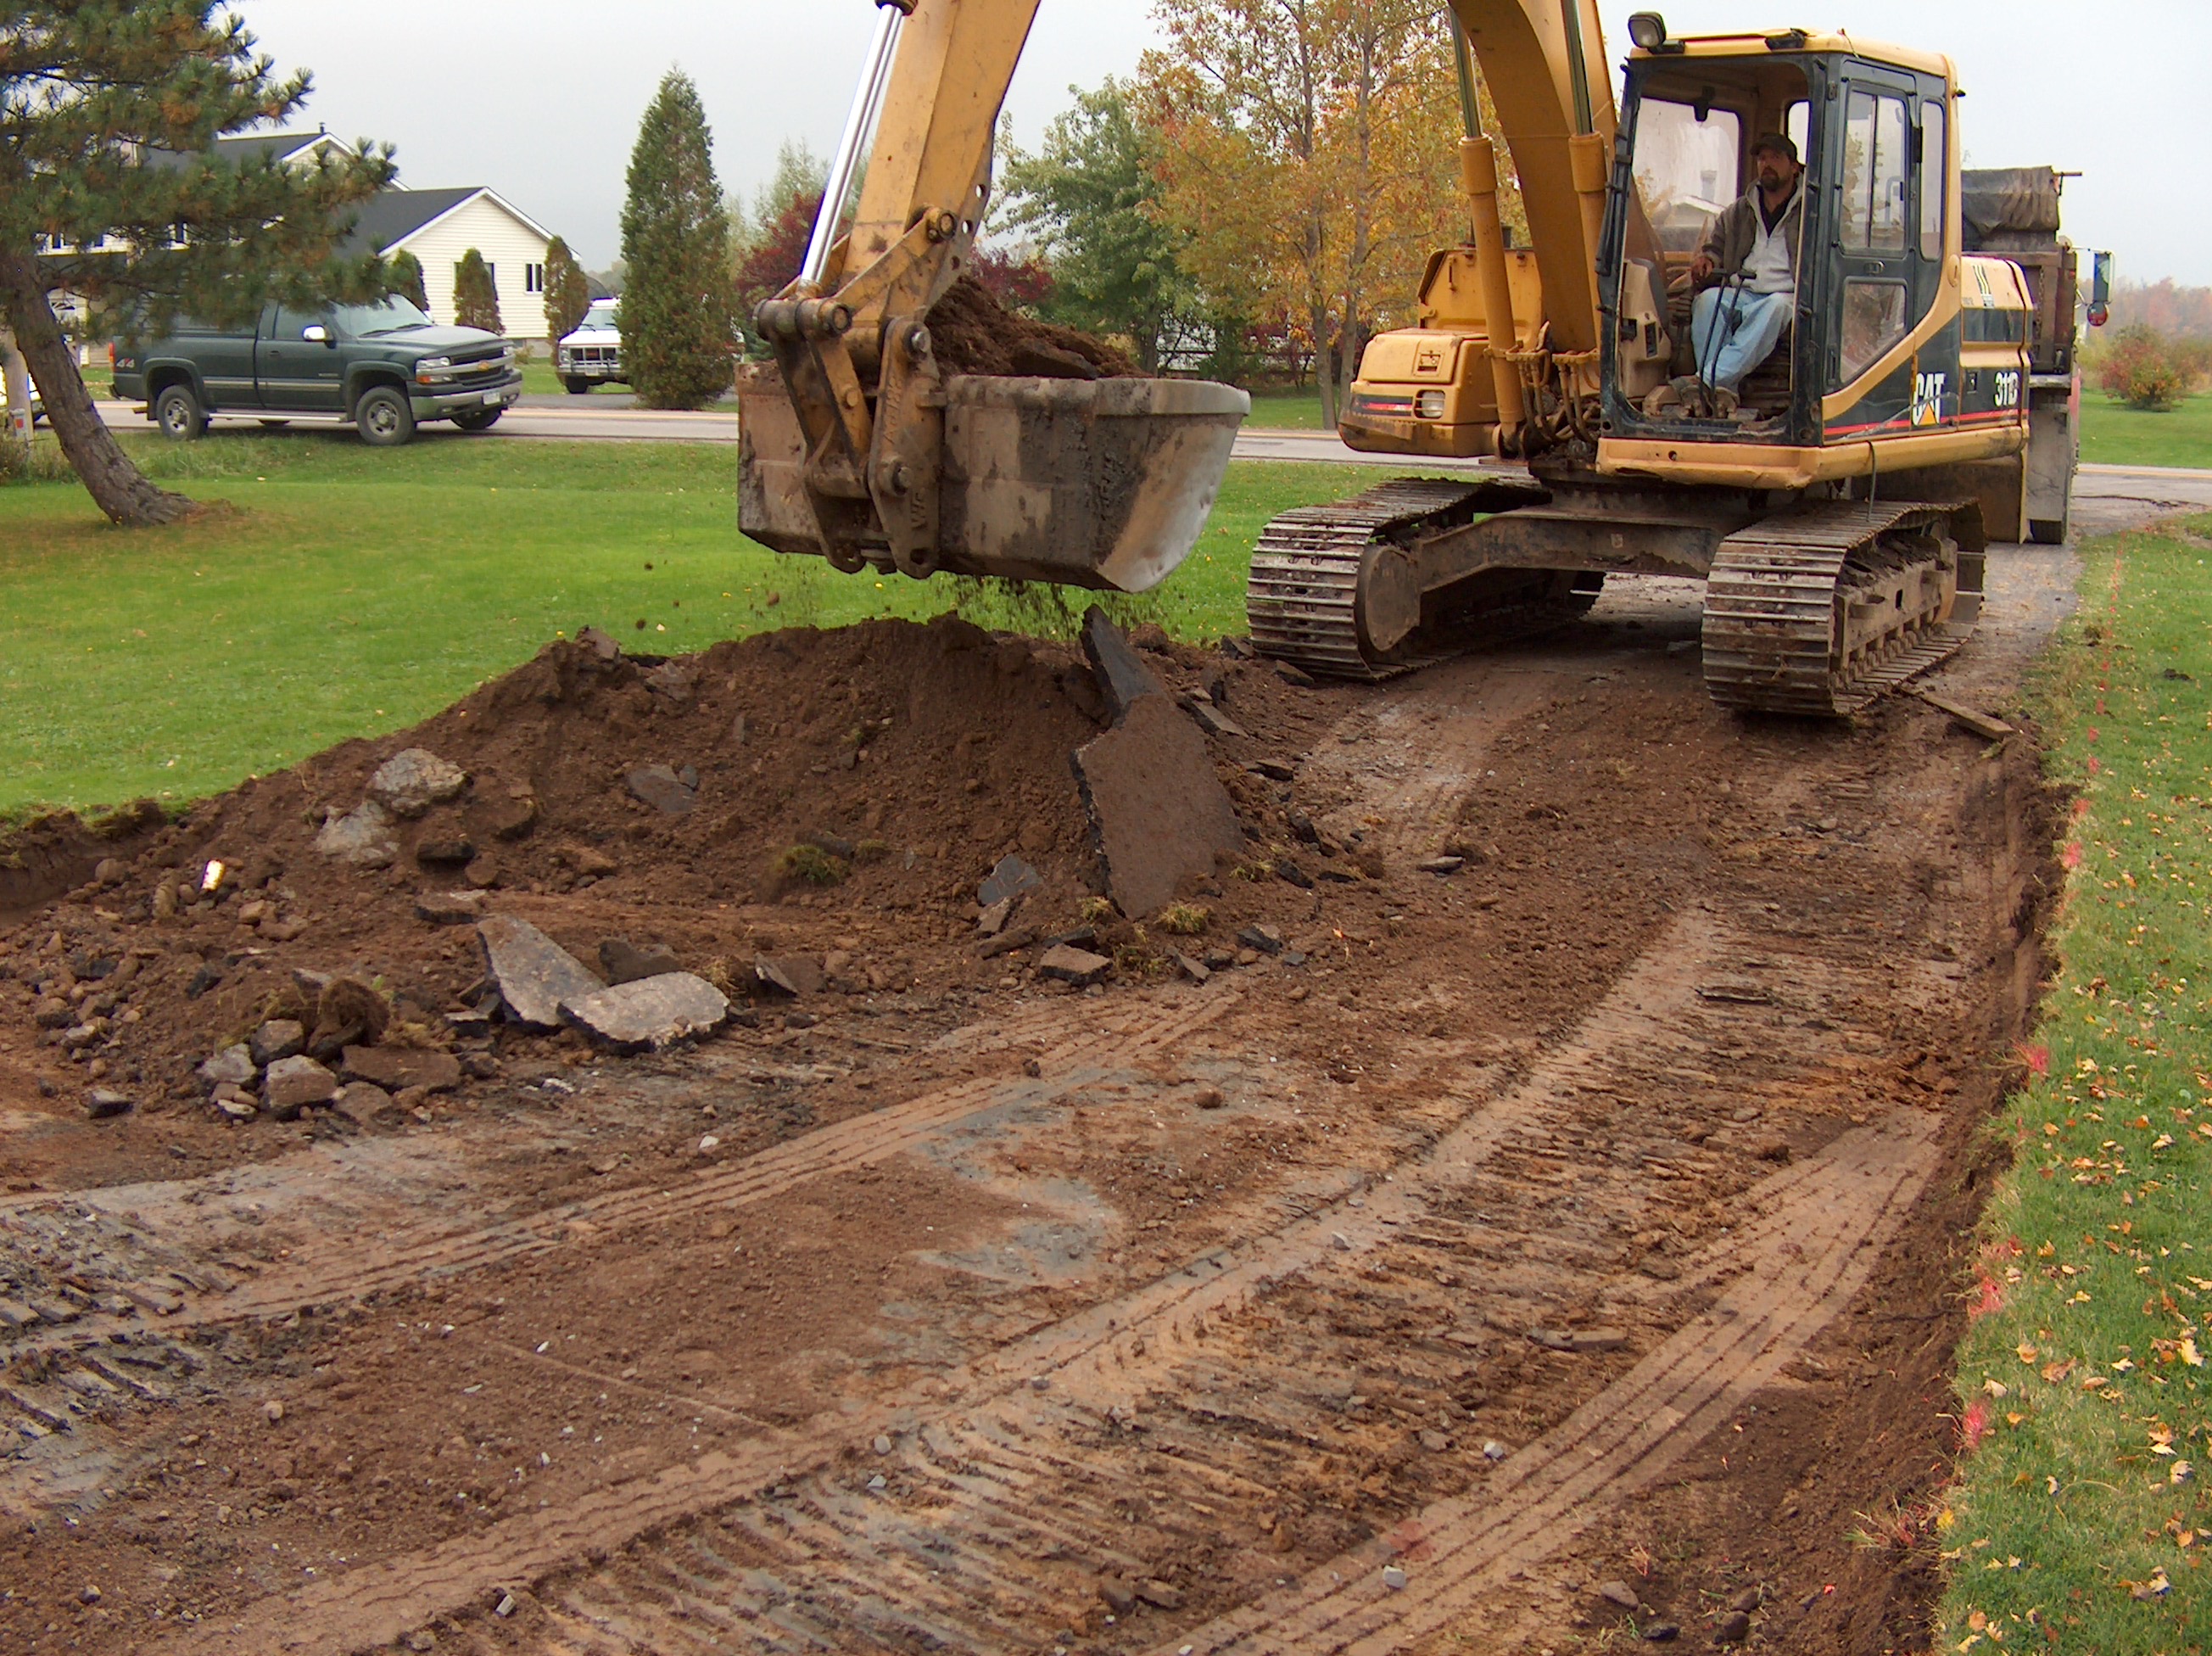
left=740, top=0, right=1634, bottom=587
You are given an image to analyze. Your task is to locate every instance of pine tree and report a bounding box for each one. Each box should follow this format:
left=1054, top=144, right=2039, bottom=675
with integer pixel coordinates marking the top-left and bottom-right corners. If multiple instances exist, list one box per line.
left=0, top=3, right=393, bottom=525
left=620, top=70, right=735, bottom=410
left=387, top=250, right=428, bottom=311
left=541, top=237, right=589, bottom=344
left=453, top=249, right=502, bottom=333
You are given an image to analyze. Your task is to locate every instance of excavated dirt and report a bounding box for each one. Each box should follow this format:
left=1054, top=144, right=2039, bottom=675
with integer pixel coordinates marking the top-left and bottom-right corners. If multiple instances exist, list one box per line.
left=0, top=561, right=2075, bottom=1656
left=925, top=276, right=1142, bottom=378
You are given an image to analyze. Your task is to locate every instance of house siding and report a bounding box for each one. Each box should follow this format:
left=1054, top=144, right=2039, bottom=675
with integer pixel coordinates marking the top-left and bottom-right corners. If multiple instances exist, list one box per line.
left=399, top=194, right=554, bottom=342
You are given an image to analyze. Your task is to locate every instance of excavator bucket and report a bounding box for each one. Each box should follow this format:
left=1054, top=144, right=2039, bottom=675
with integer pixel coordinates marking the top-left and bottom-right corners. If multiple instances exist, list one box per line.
left=740, top=374, right=1249, bottom=594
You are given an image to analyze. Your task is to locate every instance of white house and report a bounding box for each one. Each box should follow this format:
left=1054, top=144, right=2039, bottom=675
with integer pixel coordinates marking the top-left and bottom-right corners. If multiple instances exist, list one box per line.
left=348, top=187, right=562, bottom=343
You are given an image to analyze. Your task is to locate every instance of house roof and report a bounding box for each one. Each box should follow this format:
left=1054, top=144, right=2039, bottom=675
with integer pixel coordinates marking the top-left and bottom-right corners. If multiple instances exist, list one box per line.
left=338, top=187, right=555, bottom=255
left=145, top=131, right=339, bottom=173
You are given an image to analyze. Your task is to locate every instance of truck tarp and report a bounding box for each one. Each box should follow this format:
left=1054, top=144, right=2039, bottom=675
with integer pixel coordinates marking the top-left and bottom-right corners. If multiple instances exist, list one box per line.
left=1961, top=167, right=2062, bottom=252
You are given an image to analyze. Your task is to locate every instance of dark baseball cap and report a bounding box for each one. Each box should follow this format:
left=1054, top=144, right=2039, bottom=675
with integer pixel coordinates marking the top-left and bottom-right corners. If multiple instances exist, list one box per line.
left=1751, top=132, right=1800, bottom=162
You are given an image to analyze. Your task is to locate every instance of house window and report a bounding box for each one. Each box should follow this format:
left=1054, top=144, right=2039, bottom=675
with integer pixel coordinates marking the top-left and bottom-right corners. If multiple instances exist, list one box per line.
left=525, top=262, right=545, bottom=294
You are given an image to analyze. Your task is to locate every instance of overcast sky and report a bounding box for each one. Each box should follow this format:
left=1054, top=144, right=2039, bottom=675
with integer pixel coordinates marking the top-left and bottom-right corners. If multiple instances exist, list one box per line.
left=239, top=0, right=2207, bottom=286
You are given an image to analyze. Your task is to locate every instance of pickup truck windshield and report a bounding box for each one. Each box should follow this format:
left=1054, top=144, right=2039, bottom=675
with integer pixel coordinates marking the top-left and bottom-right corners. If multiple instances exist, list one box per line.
left=333, top=296, right=438, bottom=338
left=582, top=305, right=620, bottom=330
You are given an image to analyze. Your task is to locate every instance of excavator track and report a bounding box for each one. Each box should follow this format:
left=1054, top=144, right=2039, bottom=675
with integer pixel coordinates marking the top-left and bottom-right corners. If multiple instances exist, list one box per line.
left=1701, top=500, right=1982, bottom=717
left=1246, top=476, right=1581, bottom=680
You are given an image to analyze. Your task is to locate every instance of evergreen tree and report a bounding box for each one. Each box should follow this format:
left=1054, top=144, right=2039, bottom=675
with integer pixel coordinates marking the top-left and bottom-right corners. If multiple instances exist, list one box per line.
left=387, top=249, right=428, bottom=310
left=453, top=249, right=502, bottom=333
left=0, top=2, right=393, bottom=524
left=541, top=236, right=589, bottom=343
left=620, top=70, right=735, bottom=410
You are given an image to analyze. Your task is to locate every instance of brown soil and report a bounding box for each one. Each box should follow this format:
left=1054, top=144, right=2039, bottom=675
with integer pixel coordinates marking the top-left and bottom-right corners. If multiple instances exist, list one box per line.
left=925, top=276, right=1142, bottom=378
left=0, top=579, right=2067, bottom=1656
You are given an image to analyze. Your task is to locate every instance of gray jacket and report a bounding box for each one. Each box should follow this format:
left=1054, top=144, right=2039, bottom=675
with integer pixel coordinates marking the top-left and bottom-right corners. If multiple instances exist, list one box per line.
left=1697, top=182, right=1805, bottom=290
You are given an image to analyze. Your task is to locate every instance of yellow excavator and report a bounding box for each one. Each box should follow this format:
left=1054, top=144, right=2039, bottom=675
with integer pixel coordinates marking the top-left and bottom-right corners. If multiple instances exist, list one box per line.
left=740, top=1, right=2090, bottom=716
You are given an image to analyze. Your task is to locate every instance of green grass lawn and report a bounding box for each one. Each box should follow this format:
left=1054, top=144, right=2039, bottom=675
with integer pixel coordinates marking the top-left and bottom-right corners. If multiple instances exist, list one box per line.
left=0, top=431, right=1388, bottom=818
left=1243, top=389, right=1328, bottom=431
left=1941, top=512, right=2212, bottom=1648
left=2081, top=392, right=2212, bottom=473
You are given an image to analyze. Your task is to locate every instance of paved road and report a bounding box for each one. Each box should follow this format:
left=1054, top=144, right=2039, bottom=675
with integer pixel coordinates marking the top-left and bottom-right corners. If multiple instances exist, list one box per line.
left=93, top=396, right=2212, bottom=524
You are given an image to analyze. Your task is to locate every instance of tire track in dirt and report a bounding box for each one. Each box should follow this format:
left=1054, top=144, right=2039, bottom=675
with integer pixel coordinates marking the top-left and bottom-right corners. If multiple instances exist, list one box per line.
left=158, top=898, right=1952, bottom=1654
left=0, top=991, right=1239, bottom=1367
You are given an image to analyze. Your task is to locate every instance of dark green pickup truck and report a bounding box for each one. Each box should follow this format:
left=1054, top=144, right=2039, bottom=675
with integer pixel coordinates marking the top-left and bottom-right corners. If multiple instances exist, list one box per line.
left=111, top=294, right=522, bottom=446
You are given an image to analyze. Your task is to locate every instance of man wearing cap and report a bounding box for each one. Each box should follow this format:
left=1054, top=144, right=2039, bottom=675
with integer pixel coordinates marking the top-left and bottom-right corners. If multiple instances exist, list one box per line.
left=1650, top=133, right=1805, bottom=417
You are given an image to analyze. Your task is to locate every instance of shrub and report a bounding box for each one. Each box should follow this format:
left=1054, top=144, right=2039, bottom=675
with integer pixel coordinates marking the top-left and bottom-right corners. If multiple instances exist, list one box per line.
left=453, top=249, right=503, bottom=334
left=2095, top=324, right=2203, bottom=411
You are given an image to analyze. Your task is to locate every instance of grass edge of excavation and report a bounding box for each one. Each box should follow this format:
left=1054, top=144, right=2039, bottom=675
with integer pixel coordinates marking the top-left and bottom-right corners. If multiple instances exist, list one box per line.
left=1938, top=511, right=2212, bottom=1649
left=0, top=436, right=1388, bottom=820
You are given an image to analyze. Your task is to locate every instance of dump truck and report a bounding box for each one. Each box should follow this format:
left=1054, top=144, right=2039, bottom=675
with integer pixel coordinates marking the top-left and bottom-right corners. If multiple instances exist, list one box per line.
left=738, top=1, right=2106, bottom=716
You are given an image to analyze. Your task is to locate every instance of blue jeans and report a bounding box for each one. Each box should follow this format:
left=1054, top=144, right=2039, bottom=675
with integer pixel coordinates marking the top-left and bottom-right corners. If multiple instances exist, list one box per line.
left=1690, top=287, right=1792, bottom=392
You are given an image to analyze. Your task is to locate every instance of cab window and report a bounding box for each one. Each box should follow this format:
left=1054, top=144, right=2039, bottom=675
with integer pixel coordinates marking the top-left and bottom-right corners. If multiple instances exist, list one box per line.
left=1841, top=90, right=1909, bottom=250
left=1631, top=99, right=1742, bottom=254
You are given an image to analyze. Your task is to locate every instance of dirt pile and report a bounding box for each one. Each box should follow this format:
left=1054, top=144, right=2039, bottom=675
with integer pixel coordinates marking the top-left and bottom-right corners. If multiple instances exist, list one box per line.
left=924, top=276, right=1141, bottom=379
left=0, top=614, right=1328, bottom=1183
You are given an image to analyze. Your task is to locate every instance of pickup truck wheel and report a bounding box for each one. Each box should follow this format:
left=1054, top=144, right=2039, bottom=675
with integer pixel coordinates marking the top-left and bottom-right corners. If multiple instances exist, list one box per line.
left=563, top=376, right=592, bottom=395
left=355, top=386, right=416, bottom=447
left=154, top=384, right=206, bottom=442
left=452, top=408, right=503, bottom=433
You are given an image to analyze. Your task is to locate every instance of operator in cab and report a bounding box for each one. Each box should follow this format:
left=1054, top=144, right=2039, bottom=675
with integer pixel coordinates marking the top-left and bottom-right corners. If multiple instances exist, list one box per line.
left=1648, top=133, right=1805, bottom=420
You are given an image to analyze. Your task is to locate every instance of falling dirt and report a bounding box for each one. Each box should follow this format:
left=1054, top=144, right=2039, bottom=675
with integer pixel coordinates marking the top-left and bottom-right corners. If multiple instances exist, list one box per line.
left=0, top=549, right=2078, bottom=1655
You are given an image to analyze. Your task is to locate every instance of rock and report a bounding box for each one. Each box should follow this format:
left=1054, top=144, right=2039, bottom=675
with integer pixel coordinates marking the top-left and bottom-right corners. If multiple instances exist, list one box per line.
left=367, top=748, right=468, bottom=818
left=212, top=1088, right=259, bottom=1122
left=1568, top=1328, right=1628, bottom=1353
left=577, top=624, right=622, bottom=661
left=976, top=897, right=1016, bottom=938
left=1100, top=1580, right=1137, bottom=1615
left=1130, top=622, right=1174, bottom=654
left=1643, top=1623, right=1679, bottom=1642
left=1074, top=695, right=1245, bottom=920
left=332, top=1082, right=393, bottom=1121
left=1727, top=1586, right=1762, bottom=1614
left=1276, top=859, right=1314, bottom=890
left=463, top=854, right=502, bottom=889
left=1713, top=1611, right=1751, bottom=1643
left=1038, top=944, right=1111, bottom=987
left=32, top=997, right=72, bottom=1030
left=488, top=795, right=539, bottom=842
left=153, top=880, right=178, bottom=920
left=85, top=1089, right=133, bottom=1120
left=264, top=1400, right=285, bottom=1425
left=308, top=976, right=392, bottom=1060
left=1595, top=1580, right=1641, bottom=1610
left=1248, top=757, right=1296, bottom=782
left=341, top=1046, right=463, bottom=1094
left=599, top=937, right=682, bottom=985
left=1081, top=607, right=1169, bottom=719
left=1183, top=697, right=1251, bottom=740
left=1136, top=1580, right=1183, bottom=1611
left=465, top=918, right=600, bottom=1031
left=977, top=854, right=1042, bottom=909
left=416, top=892, right=486, bottom=926
left=804, top=829, right=857, bottom=859
left=1237, top=923, right=1285, bottom=955
left=1481, top=1439, right=1508, bottom=1461
left=1204, top=947, right=1236, bottom=971
left=754, top=954, right=824, bottom=997
left=260, top=916, right=309, bottom=943
left=1382, top=1565, right=1409, bottom=1591
left=1274, top=660, right=1318, bottom=689
left=249, top=1020, right=305, bottom=1066
left=561, top=973, right=730, bottom=1052
left=644, top=659, right=698, bottom=701
left=264, top=1055, right=338, bottom=1117
left=1418, top=1429, right=1450, bottom=1452
left=198, top=1045, right=257, bottom=1089
left=872, top=1434, right=893, bottom=1454
left=315, top=801, right=399, bottom=869
left=1173, top=951, right=1211, bottom=984
left=416, top=836, right=476, bottom=866
left=626, top=763, right=696, bottom=814
left=564, top=842, right=618, bottom=877
left=1417, top=854, right=1465, bottom=876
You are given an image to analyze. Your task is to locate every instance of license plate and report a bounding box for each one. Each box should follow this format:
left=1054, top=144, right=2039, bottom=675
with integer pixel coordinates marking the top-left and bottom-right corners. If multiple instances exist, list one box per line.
left=482, top=391, right=501, bottom=405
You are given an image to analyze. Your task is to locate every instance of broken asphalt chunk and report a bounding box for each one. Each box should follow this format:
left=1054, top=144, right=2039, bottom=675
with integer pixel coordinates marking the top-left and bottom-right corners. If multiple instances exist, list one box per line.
left=626, top=763, right=697, bottom=814
left=314, top=800, right=398, bottom=869
left=1037, top=944, right=1111, bottom=987
left=1074, top=695, right=1244, bottom=920
left=561, top=973, right=730, bottom=1052
left=478, top=915, right=606, bottom=1031
left=754, top=954, right=824, bottom=997
left=599, top=937, right=682, bottom=985
left=1080, top=607, right=1168, bottom=720
left=977, top=854, right=1042, bottom=909
left=340, top=1047, right=462, bottom=1094
left=1181, top=697, right=1251, bottom=740
left=1237, top=923, right=1285, bottom=955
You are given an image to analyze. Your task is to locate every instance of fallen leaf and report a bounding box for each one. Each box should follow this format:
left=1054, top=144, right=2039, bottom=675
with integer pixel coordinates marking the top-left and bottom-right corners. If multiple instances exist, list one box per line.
left=2042, top=1357, right=2077, bottom=1384
left=2017, top=1342, right=2040, bottom=1364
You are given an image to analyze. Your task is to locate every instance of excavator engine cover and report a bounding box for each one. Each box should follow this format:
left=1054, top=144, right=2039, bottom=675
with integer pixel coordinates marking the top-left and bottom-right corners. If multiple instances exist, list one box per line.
left=740, top=373, right=1249, bottom=593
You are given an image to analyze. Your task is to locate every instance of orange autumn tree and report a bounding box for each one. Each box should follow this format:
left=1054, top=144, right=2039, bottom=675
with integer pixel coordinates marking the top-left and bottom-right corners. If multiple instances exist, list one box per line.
left=1141, top=0, right=1520, bottom=424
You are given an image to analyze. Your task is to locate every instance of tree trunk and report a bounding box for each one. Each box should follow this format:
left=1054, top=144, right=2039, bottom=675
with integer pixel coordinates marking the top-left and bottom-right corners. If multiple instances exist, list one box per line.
left=0, top=246, right=196, bottom=527
left=1312, top=301, right=1338, bottom=429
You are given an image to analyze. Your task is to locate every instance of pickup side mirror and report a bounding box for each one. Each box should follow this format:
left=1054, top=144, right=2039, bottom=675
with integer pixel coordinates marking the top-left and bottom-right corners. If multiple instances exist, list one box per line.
left=301, top=324, right=332, bottom=345
left=2086, top=250, right=2113, bottom=327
